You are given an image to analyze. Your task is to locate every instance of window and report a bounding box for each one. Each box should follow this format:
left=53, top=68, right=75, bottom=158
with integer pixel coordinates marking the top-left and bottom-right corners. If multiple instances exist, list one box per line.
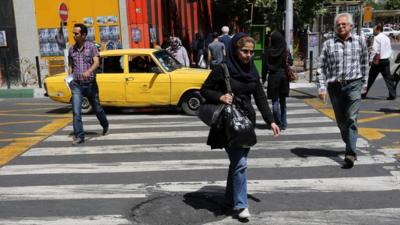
left=128, top=55, right=157, bottom=73
left=101, top=56, right=124, bottom=73
left=153, top=50, right=181, bottom=72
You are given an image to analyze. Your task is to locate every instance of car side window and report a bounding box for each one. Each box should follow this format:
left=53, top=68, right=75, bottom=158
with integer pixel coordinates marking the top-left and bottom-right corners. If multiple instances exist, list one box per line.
left=129, top=55, right=158, bottom=73
left=102, top=56, right=124, bottom=73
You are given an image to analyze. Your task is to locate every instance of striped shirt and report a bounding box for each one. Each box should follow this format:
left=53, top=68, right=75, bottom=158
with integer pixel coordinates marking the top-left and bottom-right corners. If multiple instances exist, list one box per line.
left=317, top=34, right=368, bottom=92
left=68, top=41, right=99, bottom=82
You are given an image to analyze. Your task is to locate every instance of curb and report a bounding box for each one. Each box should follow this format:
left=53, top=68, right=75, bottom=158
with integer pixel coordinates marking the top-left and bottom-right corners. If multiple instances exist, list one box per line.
left=0, top=88, right=46, bottom=98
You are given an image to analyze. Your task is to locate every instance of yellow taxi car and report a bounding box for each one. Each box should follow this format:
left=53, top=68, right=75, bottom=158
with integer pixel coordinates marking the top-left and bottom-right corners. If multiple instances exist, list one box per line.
left=44, top=48, right=211, bottom=115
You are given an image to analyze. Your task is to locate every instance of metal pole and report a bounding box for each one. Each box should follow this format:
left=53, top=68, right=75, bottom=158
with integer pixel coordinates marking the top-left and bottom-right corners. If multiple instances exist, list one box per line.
left=285, top=0, right=293, bottom=53
left=309, top=51, right=313, bottom=82
left=2, top=57, right=11, bottom=89
left=35, top=56, right=42, bottom=88
left=250, top=3, right=254, bottom=26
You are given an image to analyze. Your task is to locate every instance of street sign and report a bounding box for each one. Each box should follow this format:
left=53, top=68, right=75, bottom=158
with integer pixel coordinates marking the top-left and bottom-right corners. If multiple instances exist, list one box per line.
left=59, top=3, right=68, bottom=22
left=363, top=5, right=373, bottom=24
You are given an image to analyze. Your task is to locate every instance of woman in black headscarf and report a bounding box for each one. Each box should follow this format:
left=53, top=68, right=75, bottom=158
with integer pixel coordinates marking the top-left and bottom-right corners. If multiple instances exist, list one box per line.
left=265, top=31, right=293, bottom=130
left=200, top=33, right=280, bottom=220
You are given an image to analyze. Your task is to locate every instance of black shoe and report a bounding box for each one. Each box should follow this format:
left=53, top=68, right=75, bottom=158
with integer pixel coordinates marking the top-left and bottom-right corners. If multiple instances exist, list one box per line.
left=343, top=154, right=357, bottom=168
left=72, top=137, right=84, bottom=145
left=361, top=94, right=367, bottom=99
left=102, top=126, right=109, bottom=135
left=386, top=96, right=396, bottom=100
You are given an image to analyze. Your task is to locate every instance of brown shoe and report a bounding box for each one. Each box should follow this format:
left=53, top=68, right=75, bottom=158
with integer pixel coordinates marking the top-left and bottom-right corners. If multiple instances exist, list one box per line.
left=344, top=155, right=357, bottom=168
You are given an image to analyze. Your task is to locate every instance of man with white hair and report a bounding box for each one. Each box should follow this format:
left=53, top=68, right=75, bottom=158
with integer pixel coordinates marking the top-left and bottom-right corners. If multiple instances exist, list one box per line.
left=317, top=13, right=368, bottom=168
left=219, top=25, right=231, bottom=51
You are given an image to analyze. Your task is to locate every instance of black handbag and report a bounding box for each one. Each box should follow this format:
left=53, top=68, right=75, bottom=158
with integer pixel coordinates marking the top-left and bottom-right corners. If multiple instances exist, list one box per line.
left=224, top=103, right=257, bottom=148
left=198, top=64, right=230, bottom=128
left=221, top=64, right=257, bottom=147
left=197, top=102, right=225, bottom=128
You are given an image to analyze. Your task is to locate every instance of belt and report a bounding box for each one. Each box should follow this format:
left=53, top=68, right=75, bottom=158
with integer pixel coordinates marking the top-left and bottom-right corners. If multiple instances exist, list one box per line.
left=73, top=80, right=95, bottom=85
left=333, top=78, right=362, bottom=86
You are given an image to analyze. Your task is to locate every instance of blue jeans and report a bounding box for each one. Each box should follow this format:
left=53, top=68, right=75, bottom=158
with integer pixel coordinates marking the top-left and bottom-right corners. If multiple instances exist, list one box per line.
left=225, top=147, right=249, bottom=209
left=70, top=80, right=108, bottom=139
left=327, top=79, right=362, bottom=156
left=272, top=98, right=287, bottom=129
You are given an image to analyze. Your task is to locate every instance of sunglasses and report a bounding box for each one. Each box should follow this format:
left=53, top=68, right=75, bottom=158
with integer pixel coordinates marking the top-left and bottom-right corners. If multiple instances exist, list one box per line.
left=240, top=49, right=255, bottom=55
left=72, top=32, right=80, bottom=36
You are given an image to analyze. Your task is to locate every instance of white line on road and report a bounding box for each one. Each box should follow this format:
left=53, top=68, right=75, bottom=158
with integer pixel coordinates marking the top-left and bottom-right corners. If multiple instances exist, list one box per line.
left=62, top=117, right=333, bottom=131
left=0, top=215, right=132, bottom=225
left=23, top=139, right=369, bottom=156
left=82, top=109, right=319, bottom=122
left=45, top=126, right=341, bottom=142
left=204, top=208, right=400, bottom=225
left=0, top=155, right=395, bottom=175
left=1, top=176, right=399, bottom=201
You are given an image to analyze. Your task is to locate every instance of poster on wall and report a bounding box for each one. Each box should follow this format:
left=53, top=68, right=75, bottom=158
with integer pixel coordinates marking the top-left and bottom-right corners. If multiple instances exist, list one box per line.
left=96, top=15, right=121, bottom=50
left=107, top=16, right=118, bottom=24
left=83, top=17, right=94, bottom=26
left=87, top=27, right=95, bottom=42
left=38, top=28, right=65, bottom=56
left=132, top=28, right=141, bottom=43
left=0, top=30, right=8, bottom=47
left=97, top=16, right=107, bottom=25
left=99, top=26, right=110, bottom=42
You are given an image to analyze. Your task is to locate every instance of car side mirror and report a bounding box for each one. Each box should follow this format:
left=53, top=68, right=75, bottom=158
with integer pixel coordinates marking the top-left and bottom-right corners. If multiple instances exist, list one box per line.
left=150, top=66, right=162, bottom=74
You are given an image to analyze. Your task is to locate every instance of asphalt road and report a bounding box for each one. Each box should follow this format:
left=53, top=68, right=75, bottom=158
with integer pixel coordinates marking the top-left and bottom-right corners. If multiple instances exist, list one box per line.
left=0, top=82, right=399, bottom=224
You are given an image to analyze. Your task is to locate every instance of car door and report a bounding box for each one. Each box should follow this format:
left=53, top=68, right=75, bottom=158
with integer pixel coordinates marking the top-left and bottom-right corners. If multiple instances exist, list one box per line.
left=125, top=54, right=171, bottom=105
left=96, top=55, right=126, bottom=104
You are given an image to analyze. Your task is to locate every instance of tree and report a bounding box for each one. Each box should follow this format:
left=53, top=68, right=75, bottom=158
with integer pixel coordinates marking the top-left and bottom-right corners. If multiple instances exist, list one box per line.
left=384, top=0, right=400, bottom=10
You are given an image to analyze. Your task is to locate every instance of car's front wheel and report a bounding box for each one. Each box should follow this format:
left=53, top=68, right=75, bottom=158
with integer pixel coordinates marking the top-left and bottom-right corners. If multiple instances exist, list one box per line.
left=81, top=97, right=93, bottom=114
left=181, top=91, right=203, bottom=116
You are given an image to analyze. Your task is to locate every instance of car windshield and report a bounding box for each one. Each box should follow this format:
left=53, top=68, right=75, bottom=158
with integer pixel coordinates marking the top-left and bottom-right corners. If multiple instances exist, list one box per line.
left=153, top=50, right=182, bottom=72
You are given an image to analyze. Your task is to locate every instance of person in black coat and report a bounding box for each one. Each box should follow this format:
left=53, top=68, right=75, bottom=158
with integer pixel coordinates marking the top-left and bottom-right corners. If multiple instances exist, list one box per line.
left=200, top=33, right=280, bottom=220
left=265, top=31, right=293, bottom=130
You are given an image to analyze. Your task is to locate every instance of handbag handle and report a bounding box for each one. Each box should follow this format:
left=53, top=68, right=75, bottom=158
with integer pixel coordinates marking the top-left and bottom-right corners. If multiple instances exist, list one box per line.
left=220, top=63, right=232, bottom=94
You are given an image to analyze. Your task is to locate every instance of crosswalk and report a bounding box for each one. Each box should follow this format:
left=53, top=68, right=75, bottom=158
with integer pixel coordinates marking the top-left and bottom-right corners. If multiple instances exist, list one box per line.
left=0, top=97, right=399, bottom=225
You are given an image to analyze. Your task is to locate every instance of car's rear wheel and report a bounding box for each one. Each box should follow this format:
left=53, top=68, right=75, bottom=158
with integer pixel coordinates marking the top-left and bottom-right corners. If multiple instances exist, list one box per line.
left=81, top=97, right=93, bottom=114
left=181, top=91, right=203, bottom=116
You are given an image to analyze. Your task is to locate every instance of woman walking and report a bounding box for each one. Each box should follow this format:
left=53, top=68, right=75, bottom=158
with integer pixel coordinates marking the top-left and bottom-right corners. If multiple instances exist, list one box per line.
left=200, top=33, right=280, bottom=219
left=167, top=37, right=190, bottom=67
left=265, top=31, right=293, bottom=130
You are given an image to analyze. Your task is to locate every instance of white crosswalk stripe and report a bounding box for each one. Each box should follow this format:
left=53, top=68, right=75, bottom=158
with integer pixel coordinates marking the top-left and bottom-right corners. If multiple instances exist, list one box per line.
left=1, top=175, right=400, bottom=201
left=1, top=155, right=395, bottom=175
left=0, top=215, right=132, bottom=225
left=45, top=126, right=341, bottom=142
left=0, top=97, right=399, bottom=224
left=24, top=139, right=369, bottom=156
left=63, top=116, right=333, bottom=131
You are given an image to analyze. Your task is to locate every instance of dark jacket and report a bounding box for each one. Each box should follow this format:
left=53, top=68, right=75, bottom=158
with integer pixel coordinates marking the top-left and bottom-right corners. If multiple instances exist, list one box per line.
left=200, top=66, right=274, bottom=149
left=266, top=50, right=293, bottom=99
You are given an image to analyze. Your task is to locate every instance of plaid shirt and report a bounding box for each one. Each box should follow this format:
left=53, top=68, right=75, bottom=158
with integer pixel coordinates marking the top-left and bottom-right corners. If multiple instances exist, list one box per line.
left=317, top=34, right=368, bottom=92
left=68, top=41, right=99, bottom=82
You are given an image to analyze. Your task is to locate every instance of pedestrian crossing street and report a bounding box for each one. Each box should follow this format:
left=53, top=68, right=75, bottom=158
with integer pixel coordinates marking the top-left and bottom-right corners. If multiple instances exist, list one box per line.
left=0, top=97, right=399, bottom=225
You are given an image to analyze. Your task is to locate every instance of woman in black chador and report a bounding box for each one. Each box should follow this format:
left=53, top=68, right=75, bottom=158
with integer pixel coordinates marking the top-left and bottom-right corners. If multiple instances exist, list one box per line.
left=265, top=31, right=293, bottom=130
left=200, top=33, right=280, bottom=220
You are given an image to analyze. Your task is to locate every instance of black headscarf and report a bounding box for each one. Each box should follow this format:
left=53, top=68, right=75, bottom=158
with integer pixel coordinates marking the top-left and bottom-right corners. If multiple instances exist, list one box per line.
left=266, top=31, right=287, bottom=71
left=225, top=32, right=259, bottom=82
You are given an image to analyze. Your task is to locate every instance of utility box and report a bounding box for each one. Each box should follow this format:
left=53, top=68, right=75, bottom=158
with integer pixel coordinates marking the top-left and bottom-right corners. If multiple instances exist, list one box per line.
left=250, top=25, right=265, bottom=75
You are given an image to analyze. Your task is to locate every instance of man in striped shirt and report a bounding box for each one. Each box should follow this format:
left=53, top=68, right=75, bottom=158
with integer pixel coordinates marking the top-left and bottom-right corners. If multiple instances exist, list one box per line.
left=317, top=13, right=368, bottom=168
left=69, top=23, right=109, bottom=145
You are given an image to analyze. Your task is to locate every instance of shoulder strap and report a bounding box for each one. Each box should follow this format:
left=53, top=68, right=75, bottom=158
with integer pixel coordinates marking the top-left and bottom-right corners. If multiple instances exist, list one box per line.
left=220, top=63, right=232, bottom=93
